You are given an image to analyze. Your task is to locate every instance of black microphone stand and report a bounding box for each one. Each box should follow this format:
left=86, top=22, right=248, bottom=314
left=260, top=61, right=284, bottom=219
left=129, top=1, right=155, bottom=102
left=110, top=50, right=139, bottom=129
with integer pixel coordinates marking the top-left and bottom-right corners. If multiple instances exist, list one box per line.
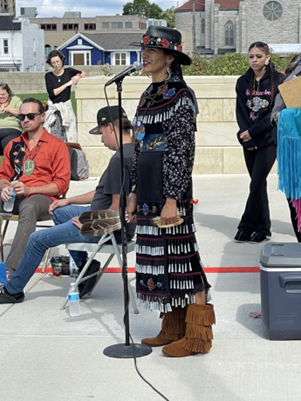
left=103, top=78, right=152, bottom=359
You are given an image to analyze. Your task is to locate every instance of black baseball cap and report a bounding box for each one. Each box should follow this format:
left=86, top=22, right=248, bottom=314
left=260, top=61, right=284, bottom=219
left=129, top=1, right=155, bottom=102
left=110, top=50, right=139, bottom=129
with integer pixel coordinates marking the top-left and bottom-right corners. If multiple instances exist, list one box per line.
left=89, top=105, right=128, bottom=135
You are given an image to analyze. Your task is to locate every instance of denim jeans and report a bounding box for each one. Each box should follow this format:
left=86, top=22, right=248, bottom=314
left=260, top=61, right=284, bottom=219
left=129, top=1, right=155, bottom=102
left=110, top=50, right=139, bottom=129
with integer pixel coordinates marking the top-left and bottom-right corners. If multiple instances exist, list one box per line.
left=6, top=205, right=110, bottom=294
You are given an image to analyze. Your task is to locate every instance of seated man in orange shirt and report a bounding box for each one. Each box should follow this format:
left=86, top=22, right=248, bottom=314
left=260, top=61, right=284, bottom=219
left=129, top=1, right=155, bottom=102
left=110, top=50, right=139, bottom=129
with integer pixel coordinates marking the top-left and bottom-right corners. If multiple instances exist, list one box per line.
left=0, top=98, right=70, bottom=278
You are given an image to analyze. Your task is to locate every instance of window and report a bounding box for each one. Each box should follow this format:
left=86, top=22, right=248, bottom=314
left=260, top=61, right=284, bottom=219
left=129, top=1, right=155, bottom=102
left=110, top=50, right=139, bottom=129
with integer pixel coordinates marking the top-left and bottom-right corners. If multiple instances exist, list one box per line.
left=201, top=19, right=205, bottom=34
left=225, top=21, right=234, bottom=46
left=3, top=39, right=9, bottom=54
left=102, top=22, right=109, bottom=29
left=139, top=22, right=147, bottom=30
left=84, top=23, right=96, bottom=30
left=41, top=24, right=57, bottom=30
left=125, top=22, right=133, bottom=29
left=111, top=22, right=123, bottom=29
left=263, top=1, right=283, bottom=21
left=115, top=53, right=127, bottom=66
left=78, top=39, right=83, bottom=45
left=63, top=24, right=79, bottom=30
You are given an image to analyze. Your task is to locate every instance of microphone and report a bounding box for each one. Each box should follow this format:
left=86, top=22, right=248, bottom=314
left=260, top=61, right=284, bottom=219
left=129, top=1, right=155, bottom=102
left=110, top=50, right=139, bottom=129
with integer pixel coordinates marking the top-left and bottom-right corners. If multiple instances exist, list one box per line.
left=105, top=61, right=142, bottom=87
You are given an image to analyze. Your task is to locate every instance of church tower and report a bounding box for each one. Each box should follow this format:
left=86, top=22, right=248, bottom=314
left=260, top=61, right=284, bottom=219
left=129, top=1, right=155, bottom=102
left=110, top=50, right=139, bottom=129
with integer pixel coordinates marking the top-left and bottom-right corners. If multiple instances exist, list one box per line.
left=0, top=0, right=15, bottom=15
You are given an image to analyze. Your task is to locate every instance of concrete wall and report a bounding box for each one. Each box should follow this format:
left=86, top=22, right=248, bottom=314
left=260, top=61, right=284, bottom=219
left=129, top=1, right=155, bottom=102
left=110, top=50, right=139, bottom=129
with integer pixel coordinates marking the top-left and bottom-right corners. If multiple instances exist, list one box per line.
left=0, top=66, right=125, bottom=93
left=0, top=72, right=277, bottom=176
left=75, top=75, right=275, bottom=177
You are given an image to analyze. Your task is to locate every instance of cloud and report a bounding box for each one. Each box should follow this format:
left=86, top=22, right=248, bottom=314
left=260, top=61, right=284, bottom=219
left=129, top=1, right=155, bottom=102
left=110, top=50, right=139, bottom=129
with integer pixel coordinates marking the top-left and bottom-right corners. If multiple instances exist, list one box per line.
left=16, top=0, right=178, bottom=17
left=16, top=0, right=127, bottom=17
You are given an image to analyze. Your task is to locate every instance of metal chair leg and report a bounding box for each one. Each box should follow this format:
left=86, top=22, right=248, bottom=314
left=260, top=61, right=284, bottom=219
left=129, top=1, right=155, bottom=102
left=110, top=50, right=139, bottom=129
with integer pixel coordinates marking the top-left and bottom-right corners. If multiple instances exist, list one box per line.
left=41, top=248, right=51, bottom=274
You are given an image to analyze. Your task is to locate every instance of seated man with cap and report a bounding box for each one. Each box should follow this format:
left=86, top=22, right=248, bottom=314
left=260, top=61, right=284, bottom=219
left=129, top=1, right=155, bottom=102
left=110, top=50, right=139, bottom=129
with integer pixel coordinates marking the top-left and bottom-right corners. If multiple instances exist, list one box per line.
left=0, top=105, right=135, bottom=304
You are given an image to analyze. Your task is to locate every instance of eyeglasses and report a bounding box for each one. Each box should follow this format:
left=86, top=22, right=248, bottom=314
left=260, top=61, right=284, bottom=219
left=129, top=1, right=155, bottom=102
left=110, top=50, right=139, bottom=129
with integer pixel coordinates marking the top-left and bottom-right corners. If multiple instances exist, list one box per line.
left=18, top=113, right=41, bottom=121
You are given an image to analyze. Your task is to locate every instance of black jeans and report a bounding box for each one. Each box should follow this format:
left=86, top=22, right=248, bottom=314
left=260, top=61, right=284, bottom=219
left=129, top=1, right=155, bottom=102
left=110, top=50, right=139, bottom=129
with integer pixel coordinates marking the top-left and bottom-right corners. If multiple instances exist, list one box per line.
left=0, top=128, right=21, bottom=155
left=238, top=145, right=277, bottom=236
left=287, top=197, right=301, bottom=242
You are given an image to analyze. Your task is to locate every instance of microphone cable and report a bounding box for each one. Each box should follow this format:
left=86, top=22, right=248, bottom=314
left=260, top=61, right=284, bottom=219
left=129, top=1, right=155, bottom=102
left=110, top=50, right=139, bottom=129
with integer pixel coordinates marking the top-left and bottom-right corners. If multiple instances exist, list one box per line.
left=102, top=89, right=170, bottom=401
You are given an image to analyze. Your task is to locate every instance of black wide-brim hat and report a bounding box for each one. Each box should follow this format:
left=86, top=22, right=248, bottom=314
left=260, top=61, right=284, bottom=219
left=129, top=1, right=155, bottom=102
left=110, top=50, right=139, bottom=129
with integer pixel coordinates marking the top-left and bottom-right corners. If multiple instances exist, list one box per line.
left=130, top=26, right=192, bottom=66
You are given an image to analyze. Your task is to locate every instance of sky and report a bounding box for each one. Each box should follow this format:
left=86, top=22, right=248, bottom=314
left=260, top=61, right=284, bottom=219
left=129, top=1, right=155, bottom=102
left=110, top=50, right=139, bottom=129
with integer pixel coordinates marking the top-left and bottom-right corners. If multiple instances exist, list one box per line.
left=16, top=0, right=184, bottom=18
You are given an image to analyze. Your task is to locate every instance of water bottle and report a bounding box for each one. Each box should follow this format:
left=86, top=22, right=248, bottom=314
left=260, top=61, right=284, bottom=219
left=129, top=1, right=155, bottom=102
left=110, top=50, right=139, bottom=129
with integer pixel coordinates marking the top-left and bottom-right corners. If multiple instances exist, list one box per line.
left=69, top=256, right=78, bottom=278
left=68, top=283, right=81, bottom=317
left=3, top=187, right=16, bottom=213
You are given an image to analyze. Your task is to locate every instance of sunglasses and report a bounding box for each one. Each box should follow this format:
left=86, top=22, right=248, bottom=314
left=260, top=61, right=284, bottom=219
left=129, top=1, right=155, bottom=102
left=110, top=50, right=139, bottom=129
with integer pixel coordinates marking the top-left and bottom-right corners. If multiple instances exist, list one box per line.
left=18, top=113, right=41, bottom=121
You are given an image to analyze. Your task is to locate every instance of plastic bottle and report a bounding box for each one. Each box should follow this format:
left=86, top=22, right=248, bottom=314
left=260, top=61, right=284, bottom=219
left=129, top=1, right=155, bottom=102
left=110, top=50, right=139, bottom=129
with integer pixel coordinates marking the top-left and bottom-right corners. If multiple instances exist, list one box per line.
left=69, top=256, right=78, bottom=278
left=68, top=283, right=81, bottom=317
left=3, top=187, right=16, bottom=213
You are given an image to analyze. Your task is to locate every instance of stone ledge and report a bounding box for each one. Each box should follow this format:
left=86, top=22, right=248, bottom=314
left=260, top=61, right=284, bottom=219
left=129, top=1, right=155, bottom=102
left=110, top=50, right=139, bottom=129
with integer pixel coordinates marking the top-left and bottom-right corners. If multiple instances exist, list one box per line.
left=82, top=146, right=277, bottom=177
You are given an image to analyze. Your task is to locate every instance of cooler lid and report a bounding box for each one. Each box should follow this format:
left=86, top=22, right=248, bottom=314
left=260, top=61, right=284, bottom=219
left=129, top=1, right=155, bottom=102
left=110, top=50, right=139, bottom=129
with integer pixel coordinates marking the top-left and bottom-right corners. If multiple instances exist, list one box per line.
left=260, top=242, right=301, bottom=268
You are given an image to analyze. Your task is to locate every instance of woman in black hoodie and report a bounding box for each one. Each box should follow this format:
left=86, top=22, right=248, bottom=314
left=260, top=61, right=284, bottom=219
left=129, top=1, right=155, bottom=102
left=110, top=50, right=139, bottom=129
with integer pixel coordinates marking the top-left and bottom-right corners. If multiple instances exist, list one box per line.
left=234, top=42, right=283, bottom=243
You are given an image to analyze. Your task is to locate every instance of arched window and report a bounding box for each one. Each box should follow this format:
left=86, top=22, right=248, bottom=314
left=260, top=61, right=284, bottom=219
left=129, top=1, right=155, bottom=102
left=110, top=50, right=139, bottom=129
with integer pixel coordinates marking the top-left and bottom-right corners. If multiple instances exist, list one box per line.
left=201, top=19, right=205, bottom=34
left=45, top=44, right=51, bottom=56
left=225, top=21, right=234, bottom=46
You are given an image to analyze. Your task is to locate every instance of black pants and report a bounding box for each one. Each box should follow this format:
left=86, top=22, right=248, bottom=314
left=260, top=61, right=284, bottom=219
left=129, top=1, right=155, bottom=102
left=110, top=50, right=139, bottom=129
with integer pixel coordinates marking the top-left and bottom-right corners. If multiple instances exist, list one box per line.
left=0, top=128, right=21, bottom=155
left=287, top=198, right=301, bottom=242
left=238, top=145, right=277, bottom=236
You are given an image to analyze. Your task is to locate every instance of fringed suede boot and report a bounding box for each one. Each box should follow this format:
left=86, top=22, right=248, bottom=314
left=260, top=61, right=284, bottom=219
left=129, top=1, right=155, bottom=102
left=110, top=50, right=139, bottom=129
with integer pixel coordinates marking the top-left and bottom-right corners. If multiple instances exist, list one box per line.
left=162, top=303, right=215, bottom=357
left=141, top=306, right=187, bottom=347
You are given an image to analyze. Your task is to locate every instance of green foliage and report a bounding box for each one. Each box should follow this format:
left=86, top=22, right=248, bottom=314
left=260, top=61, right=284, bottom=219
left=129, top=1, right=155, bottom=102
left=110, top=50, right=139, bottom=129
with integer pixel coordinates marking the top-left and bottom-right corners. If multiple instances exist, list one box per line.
left=97, top=62, right=113, bottom=76
left=123, top=0, right=162, bottom=18
left=182, top=52, right=290, bottom=76
left=161, top=7, right=176, bottom=27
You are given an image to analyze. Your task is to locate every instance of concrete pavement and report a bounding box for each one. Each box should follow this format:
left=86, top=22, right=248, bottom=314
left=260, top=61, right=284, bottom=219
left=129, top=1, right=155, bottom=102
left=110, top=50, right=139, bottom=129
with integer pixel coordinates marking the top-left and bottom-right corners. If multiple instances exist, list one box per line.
left=0, top=174, right=300, bottom=401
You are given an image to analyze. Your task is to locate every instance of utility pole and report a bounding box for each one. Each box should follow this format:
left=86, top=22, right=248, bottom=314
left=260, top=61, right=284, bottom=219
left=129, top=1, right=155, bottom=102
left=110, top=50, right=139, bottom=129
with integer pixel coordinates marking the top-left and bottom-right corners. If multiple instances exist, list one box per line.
left=192, top=0, right=196, bottom=55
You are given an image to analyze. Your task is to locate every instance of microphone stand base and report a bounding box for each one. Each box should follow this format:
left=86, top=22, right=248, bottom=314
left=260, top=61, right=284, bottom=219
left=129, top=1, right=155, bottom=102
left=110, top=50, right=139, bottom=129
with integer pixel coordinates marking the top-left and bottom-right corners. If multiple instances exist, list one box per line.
left=103, top=343, right=152, bottom=359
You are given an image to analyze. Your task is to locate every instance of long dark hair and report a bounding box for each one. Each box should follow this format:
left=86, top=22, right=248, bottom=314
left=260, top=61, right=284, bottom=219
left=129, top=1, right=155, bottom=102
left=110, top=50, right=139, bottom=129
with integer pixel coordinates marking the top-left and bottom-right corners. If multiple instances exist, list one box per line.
left=248, top=42, right=275, bottom=111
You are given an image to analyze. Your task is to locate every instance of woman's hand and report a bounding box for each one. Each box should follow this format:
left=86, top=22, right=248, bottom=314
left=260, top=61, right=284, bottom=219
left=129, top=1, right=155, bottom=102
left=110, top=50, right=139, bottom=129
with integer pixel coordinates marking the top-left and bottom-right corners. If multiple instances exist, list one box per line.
left=240, top=130, right=252, bottom=142
left=160, top=198, right=177, bottom=226
left=71, top=75, right=80, bottom=85
left=127, top=193, right=137, bottom=223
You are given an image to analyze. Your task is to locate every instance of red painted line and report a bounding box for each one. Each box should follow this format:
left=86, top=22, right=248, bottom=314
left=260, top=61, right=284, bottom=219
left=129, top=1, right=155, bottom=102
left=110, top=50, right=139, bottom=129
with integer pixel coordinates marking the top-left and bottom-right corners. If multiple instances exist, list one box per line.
left=36, top=266, right=260, bottom=274
left=203, top=267, right=260, bottom=273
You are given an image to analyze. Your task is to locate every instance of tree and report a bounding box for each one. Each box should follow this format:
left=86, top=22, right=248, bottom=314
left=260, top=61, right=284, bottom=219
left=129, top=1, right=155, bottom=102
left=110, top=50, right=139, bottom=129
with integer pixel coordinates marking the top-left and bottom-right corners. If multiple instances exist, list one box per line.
left=161, top=6, right=175, bottom=27
left=123, top=0, right=163, bottom=19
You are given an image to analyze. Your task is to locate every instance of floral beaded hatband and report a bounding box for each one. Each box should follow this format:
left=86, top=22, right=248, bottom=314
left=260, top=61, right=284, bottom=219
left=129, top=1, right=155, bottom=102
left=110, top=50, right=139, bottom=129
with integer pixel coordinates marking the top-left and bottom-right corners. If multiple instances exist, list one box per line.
left=130, top=26, right=192, bottom=66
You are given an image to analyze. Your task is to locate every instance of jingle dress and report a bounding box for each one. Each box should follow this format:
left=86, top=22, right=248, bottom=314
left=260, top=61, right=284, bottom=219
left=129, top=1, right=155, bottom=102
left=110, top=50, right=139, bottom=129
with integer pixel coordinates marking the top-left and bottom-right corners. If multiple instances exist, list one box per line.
left=132, top=75, right=210, bottom=312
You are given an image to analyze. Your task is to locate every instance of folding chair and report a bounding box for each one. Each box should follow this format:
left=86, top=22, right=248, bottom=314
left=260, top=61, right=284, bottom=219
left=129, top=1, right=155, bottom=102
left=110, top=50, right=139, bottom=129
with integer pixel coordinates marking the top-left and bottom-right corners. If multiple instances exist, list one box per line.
left=60, top=232, right=139, bottom=314
left=0, top=212, right=53, bottom=271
